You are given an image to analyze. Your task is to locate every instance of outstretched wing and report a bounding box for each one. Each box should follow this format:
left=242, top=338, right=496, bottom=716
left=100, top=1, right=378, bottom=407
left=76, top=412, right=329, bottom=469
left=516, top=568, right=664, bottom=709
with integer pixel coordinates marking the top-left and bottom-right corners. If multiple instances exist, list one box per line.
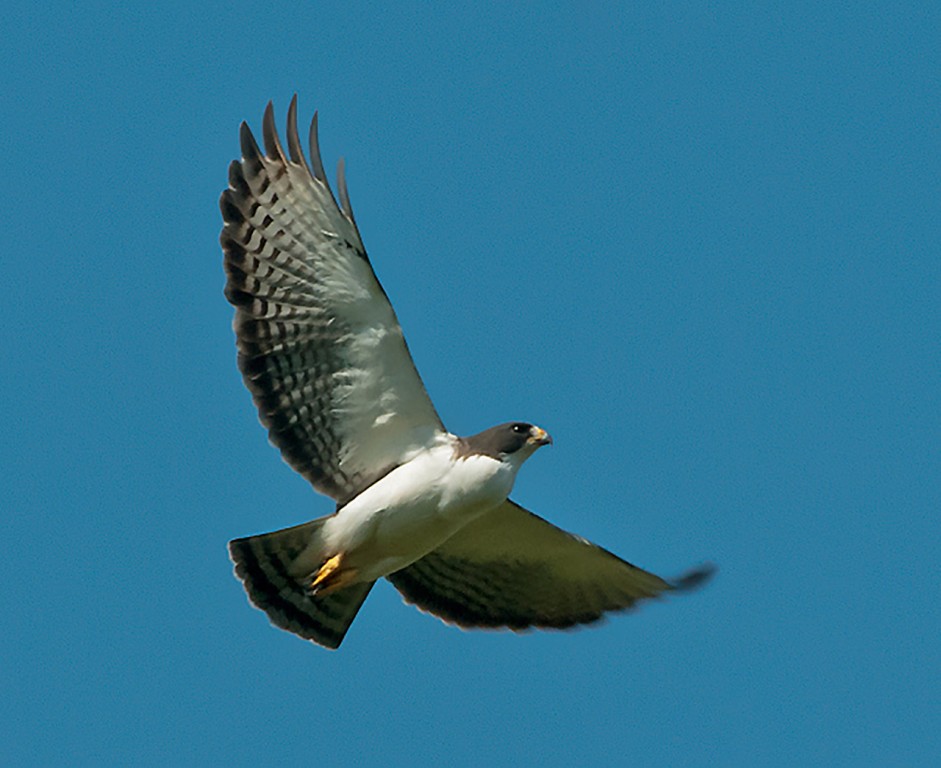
left=220, top=97, right=445, bottom=505
left=387, top=500, right=715, bottom=630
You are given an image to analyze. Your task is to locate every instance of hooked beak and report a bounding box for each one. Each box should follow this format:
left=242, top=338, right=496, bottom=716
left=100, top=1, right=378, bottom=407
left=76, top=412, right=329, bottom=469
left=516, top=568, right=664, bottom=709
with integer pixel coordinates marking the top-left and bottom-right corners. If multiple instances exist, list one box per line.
left=528, top=426, right=553, bottom=447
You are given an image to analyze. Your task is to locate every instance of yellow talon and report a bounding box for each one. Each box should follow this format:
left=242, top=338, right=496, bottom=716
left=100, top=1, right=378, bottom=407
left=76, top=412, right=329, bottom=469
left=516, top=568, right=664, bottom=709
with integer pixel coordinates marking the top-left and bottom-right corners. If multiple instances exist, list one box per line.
left=311, top=554, right=343, bottom=590
left=309, top=553, right=358, bottom=595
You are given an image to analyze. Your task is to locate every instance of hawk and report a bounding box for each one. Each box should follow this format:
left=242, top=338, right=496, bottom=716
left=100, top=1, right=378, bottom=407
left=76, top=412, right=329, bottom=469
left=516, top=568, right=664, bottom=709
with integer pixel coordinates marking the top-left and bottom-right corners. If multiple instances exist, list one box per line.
left=220, top=97, right=714, bottom=649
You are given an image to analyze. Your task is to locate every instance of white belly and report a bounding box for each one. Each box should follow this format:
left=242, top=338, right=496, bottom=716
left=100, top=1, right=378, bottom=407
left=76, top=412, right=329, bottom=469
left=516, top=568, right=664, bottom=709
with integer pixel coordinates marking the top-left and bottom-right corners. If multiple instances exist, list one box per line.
left=322, top=444, right=514, bottom=581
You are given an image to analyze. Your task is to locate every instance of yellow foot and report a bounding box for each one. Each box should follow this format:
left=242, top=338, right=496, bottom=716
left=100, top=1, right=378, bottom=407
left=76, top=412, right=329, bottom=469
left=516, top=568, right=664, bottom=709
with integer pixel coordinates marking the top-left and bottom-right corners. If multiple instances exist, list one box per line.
left=311, top=554, right=342, bottom=589
left=309, top=553, right=358, bottom=595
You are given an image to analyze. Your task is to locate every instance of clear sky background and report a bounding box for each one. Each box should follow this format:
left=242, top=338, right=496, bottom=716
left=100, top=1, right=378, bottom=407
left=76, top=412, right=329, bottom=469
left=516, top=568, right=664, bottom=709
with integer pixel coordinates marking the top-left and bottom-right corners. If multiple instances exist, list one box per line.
left=3, top=3, right=938, bottom=766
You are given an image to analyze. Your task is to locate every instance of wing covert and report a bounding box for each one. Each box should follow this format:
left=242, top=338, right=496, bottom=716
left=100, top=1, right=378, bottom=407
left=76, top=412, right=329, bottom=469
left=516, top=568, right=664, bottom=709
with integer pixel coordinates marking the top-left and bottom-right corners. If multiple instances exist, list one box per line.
left=220, top=98, right=445, bottom=504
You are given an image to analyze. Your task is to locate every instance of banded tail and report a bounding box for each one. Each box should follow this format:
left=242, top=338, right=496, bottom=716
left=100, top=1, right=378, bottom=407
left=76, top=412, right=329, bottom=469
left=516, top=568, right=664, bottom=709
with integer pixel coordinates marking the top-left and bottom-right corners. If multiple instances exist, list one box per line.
left=228, top=517, right=374, bottom=649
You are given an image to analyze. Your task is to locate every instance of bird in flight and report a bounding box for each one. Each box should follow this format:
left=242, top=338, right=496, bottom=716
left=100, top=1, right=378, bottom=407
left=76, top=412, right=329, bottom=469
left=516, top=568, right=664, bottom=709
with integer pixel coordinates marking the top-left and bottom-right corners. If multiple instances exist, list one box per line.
left=220, top=97, right=714, bottom=649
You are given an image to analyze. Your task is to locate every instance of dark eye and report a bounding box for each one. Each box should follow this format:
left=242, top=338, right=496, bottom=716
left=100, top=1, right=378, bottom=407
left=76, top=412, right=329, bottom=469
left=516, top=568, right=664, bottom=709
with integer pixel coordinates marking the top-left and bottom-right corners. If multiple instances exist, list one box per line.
left=512, top=423, right=529, bottom=434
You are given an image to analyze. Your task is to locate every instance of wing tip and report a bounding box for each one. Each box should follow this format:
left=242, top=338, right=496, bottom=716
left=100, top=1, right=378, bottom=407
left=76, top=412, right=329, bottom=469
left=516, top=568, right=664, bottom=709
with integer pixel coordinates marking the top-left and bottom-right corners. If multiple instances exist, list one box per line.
left=336, top=156, right=357, bottom=224
left=670, top=561, right=717, bottom=593
left=286, top=93, right=310, bottom=170
left=308, top=110, right=330, bottom=184
left=261, top=100, right=285, bottom=162
left=238, top=120, right=262, bottom=164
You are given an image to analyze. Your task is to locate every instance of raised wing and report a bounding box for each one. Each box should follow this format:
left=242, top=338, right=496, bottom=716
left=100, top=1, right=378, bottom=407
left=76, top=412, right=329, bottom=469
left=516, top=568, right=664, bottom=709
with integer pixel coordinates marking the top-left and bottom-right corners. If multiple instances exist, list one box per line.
left=387, top=500, right=715, bottom=630
left=220, top=98, right=445, bottom=505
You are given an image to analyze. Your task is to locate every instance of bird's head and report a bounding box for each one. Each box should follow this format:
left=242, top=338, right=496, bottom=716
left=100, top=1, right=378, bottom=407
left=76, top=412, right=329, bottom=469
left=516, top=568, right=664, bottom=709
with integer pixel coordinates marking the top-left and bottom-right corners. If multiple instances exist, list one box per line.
left=459, top=422, right=552, bottom=463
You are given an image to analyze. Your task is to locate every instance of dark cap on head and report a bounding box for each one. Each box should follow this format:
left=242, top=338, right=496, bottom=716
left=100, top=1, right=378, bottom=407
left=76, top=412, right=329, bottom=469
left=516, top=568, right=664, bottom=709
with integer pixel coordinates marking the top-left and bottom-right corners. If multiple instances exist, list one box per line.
left=457, top=422, right=552, bottom=459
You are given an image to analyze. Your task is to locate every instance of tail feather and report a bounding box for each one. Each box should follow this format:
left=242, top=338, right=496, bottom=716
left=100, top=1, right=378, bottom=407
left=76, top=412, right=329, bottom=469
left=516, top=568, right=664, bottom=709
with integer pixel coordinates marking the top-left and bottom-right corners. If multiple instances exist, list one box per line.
left=228, top=518, right=373, bottom=649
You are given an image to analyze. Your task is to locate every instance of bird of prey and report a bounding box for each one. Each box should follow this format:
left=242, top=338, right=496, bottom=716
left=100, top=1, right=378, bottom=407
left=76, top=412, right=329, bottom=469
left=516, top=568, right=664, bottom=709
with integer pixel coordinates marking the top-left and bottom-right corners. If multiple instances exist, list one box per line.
left=220, top=97, right=714, bottom=649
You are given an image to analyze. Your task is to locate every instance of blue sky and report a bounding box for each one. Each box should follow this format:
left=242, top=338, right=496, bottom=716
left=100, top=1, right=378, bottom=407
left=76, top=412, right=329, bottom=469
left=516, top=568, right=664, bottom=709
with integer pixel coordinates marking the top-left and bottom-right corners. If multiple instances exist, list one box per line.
left=3, top=2, right=939, bottom=765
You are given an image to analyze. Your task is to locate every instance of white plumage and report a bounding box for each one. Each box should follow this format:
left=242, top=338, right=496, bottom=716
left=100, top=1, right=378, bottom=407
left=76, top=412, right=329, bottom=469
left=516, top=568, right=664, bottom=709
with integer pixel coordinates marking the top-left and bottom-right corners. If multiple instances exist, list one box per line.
left=221, top=98, right=714, bottom=649
left=319, top=441, right=522, bottom=581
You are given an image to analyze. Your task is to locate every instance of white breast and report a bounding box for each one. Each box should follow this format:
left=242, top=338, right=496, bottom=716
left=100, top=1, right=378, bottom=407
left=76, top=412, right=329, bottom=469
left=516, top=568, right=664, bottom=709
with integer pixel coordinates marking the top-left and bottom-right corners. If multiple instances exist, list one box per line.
left=322, top=440, right=517, bottom=580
